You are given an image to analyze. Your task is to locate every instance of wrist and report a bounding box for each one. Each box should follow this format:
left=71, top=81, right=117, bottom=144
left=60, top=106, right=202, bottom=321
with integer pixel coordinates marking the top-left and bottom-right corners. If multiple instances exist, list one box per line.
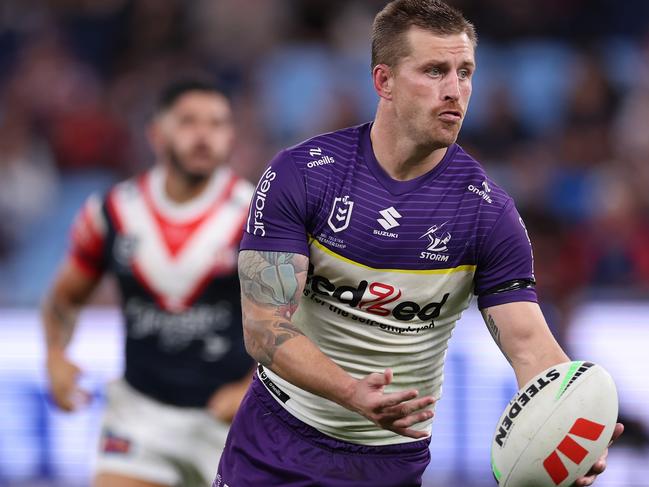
left=46, top=347, right=67, bottom=362
left=336, top=376, right=360, bottom=411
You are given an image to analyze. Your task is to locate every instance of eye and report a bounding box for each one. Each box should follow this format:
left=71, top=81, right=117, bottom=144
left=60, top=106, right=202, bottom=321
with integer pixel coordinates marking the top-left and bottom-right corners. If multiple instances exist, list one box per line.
left=458, top=69, right=472, bottom=80
left=211, top=117, right=232, bottom=128
left=427, top=66, right=442, bottom=77
left=178, top=114, right=196, bottom=127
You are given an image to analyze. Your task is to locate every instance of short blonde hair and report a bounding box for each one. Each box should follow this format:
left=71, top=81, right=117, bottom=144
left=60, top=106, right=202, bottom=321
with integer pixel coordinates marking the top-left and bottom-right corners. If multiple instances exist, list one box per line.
left=371, top=0, right=477, bottom=70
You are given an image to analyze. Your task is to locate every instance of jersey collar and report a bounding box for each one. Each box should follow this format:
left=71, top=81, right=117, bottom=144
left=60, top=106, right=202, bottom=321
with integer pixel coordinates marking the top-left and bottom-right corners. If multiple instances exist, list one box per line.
left=359, top=122, right=458, bottom=196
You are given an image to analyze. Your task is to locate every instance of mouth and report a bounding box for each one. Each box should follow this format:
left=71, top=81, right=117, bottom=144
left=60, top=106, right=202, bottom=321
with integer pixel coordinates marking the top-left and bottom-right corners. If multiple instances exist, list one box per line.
left=191, top=146, right=213, bottom=158
left=438, top=110, right=463, bottom=123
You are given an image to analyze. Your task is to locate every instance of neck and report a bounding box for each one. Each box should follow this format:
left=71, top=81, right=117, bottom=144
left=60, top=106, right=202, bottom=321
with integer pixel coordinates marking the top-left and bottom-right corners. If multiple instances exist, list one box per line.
left=370, top=106, right=449, bottom=181
left=163, top=164, right=213, bottom=204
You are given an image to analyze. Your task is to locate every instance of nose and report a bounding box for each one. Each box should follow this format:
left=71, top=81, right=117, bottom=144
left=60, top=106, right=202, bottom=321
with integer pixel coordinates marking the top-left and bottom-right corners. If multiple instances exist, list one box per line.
left=440, top=73, right=461, bottom=102
left=194, top=121, right=214, bottom=143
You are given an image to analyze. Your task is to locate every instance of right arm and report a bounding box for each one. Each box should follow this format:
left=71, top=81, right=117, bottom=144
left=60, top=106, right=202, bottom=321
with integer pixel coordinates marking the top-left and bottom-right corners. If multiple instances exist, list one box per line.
left=42, top=259, right=101, bottom=411
left=43, top=194, right=107, bottom=411
left=239, top=250, right=435, bottom=438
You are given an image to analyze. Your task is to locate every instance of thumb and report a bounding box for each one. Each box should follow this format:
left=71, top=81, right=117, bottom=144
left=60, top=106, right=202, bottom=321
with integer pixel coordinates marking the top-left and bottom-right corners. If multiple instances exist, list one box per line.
left=609, top=423, right=624, bottom=446
left=71, top=362, right=83, bottom=376
left=67, top=362, right=84, bottom=384
left=383, top=368, right=393, bottom=385
left=365, top=368, right=393, bottom=388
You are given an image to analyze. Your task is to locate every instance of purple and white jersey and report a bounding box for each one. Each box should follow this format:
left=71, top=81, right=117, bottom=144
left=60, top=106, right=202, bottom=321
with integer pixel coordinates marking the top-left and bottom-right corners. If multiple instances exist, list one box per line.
left=241, top=122, right=536, bottom=445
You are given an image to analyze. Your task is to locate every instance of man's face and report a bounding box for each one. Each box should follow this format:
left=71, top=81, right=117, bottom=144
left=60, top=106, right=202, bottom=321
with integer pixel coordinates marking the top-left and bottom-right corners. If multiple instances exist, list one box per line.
left=389, top=28, right=475, bottom=148
left=153, top=91, right=234, bottom=178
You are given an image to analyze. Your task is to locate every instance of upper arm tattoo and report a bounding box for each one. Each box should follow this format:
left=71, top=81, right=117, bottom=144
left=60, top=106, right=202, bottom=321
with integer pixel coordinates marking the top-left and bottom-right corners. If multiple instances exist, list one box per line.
left=238, top=251, right=308, bottom=366
left=484, top=312, right=512, bottom=364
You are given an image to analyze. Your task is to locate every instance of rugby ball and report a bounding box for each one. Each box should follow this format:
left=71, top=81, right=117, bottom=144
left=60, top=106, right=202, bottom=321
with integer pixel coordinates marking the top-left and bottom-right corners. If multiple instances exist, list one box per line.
left=491, top=361, right=618, bottom=487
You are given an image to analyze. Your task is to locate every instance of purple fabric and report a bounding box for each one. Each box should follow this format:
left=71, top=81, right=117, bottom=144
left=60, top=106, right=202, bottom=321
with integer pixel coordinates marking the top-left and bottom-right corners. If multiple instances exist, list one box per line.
left=240, top=122, right=537, bottom=308
left=243, top=154, right=310, bottom=256
left=474, top=200, right=538, bottom=308
left=214, top=375, right=431, bottom=487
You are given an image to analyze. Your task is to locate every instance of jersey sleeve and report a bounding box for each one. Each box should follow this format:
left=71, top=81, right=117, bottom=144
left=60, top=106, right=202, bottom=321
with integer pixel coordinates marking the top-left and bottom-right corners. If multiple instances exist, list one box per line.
left=240, top=150, right=310, bottom=256
left=68, top=193, right=108, bottom=277
left=475, top=200, right=538, bottom=308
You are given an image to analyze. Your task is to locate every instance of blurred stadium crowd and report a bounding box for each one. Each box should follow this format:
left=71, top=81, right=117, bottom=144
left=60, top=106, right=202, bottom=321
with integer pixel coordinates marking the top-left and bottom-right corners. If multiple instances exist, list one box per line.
left=1, top=0, right=649, bottom=331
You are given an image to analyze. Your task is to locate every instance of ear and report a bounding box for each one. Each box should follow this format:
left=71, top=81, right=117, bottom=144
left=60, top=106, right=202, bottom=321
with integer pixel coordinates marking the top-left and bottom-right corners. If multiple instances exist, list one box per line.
left=372, top=64, right=394, bottom=100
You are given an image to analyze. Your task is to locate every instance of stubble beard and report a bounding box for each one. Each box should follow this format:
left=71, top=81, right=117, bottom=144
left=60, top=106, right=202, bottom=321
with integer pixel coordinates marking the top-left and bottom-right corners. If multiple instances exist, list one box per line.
left=167, top=145, right=215, bottom=186
left=411, top=120, right=459, bottom=153
left=431, top=117, right=462, bottom=148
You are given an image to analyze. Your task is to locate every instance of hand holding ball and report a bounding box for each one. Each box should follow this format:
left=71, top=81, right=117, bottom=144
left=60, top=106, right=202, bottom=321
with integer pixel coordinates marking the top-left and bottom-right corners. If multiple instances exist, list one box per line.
left=491, top=361, right=618, bottom=487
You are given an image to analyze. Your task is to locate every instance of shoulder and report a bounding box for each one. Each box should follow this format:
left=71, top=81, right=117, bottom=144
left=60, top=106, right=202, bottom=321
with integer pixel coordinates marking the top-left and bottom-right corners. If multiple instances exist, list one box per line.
left=108, top=172, right=145, bottom=203
left=224, top=167, right=255, bottom=209
left=71, top=174, right=141, bottom=243
left=448, top=144, right=514, bottom=212
left=75, top=173, right=142, bottom=222
left=281, top=123, right=366, bottom=170
left=95, top=171, right=151, bottom=231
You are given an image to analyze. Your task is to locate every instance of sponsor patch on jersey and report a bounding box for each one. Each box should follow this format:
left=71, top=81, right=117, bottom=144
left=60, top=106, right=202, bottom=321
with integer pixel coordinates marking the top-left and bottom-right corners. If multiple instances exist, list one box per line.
left=101, top=429, right=132, bottom=454
left=374, top=206, right=401, bottom=238
left=306, top=263, right=449, bottom=326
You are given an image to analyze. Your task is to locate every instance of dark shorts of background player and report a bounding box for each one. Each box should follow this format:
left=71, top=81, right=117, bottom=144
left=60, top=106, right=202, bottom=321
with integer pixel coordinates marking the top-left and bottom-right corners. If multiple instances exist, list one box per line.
left=214, top=373, right=431, bottom=487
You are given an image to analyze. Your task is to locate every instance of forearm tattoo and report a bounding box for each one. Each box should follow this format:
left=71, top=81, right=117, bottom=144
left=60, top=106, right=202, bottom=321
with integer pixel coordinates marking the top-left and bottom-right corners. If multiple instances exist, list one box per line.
left=485, top=313, right=512, bottom=364
left=47, top=299, right=78, bottom=349
left=239, top=251, right=307, bottom=366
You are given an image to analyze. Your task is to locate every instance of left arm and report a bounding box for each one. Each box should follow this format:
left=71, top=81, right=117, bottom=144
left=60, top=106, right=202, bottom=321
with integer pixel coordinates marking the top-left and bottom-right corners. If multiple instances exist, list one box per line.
left=482, top=300, right=623, bottom=487
left=480, top=300, right=568, bottom=388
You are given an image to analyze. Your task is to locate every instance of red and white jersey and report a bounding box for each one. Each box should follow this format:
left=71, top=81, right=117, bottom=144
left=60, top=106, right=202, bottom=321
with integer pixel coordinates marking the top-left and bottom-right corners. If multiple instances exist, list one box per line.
left=69, top=166, right=254, bottom=407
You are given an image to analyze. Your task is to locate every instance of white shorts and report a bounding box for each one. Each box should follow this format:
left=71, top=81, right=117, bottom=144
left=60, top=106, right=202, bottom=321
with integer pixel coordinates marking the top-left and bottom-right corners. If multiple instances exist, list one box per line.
left=94, top=379, right=229, bottom=487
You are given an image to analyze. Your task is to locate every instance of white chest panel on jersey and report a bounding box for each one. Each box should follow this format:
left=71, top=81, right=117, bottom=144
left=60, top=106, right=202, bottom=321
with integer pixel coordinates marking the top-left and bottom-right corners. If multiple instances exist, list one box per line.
left=109, top=169, right=252, bottom=312
left=262, top=239, right=476, bottom=445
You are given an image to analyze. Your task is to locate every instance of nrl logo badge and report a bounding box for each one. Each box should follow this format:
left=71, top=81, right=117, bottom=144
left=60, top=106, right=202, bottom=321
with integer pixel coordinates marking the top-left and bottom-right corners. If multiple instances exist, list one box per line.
left=327, top=195, right=354, bottom=233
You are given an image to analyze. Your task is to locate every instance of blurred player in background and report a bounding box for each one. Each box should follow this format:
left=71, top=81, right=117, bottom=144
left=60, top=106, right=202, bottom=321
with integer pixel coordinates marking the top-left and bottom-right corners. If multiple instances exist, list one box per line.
left=42, top=79, right=255, bottom=487
left=215, top=1, right=623, bottom=486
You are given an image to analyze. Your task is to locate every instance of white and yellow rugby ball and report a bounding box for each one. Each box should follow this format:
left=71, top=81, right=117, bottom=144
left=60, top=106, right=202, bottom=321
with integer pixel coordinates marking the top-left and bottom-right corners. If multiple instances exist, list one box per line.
left=491, top=361, right=618, bottom=487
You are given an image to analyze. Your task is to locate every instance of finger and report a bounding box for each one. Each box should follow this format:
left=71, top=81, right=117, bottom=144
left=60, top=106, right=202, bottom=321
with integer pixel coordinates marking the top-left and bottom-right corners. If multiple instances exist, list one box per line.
left=376, top=389, right=420, bottom=409
left=72, top=387, right=92, bottom=407
left=391, top=409, right=435, bottom=429
left=52, top=389, right=76, bottom=411
left=390, top=426, right=431, bottom=440
left=53, top=384, right=90, bottom=411
left=574, top=475, right=596, bottom=487
left=383, top=368, right=393, bottom=385
left=56, top=399, right=75, bottom=411
left=71, top=362, right=83, bottom=376
left=382, top=396, right=436, bottom=418
left=583, top=458, right=606, bottom=477
left=609, top=422, right=624, bottom=445
left=365, top=370, right=392, bottom=388
left=573, top=424, right=621, bottom=487
left=576, top=452, right=607, bottom=486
